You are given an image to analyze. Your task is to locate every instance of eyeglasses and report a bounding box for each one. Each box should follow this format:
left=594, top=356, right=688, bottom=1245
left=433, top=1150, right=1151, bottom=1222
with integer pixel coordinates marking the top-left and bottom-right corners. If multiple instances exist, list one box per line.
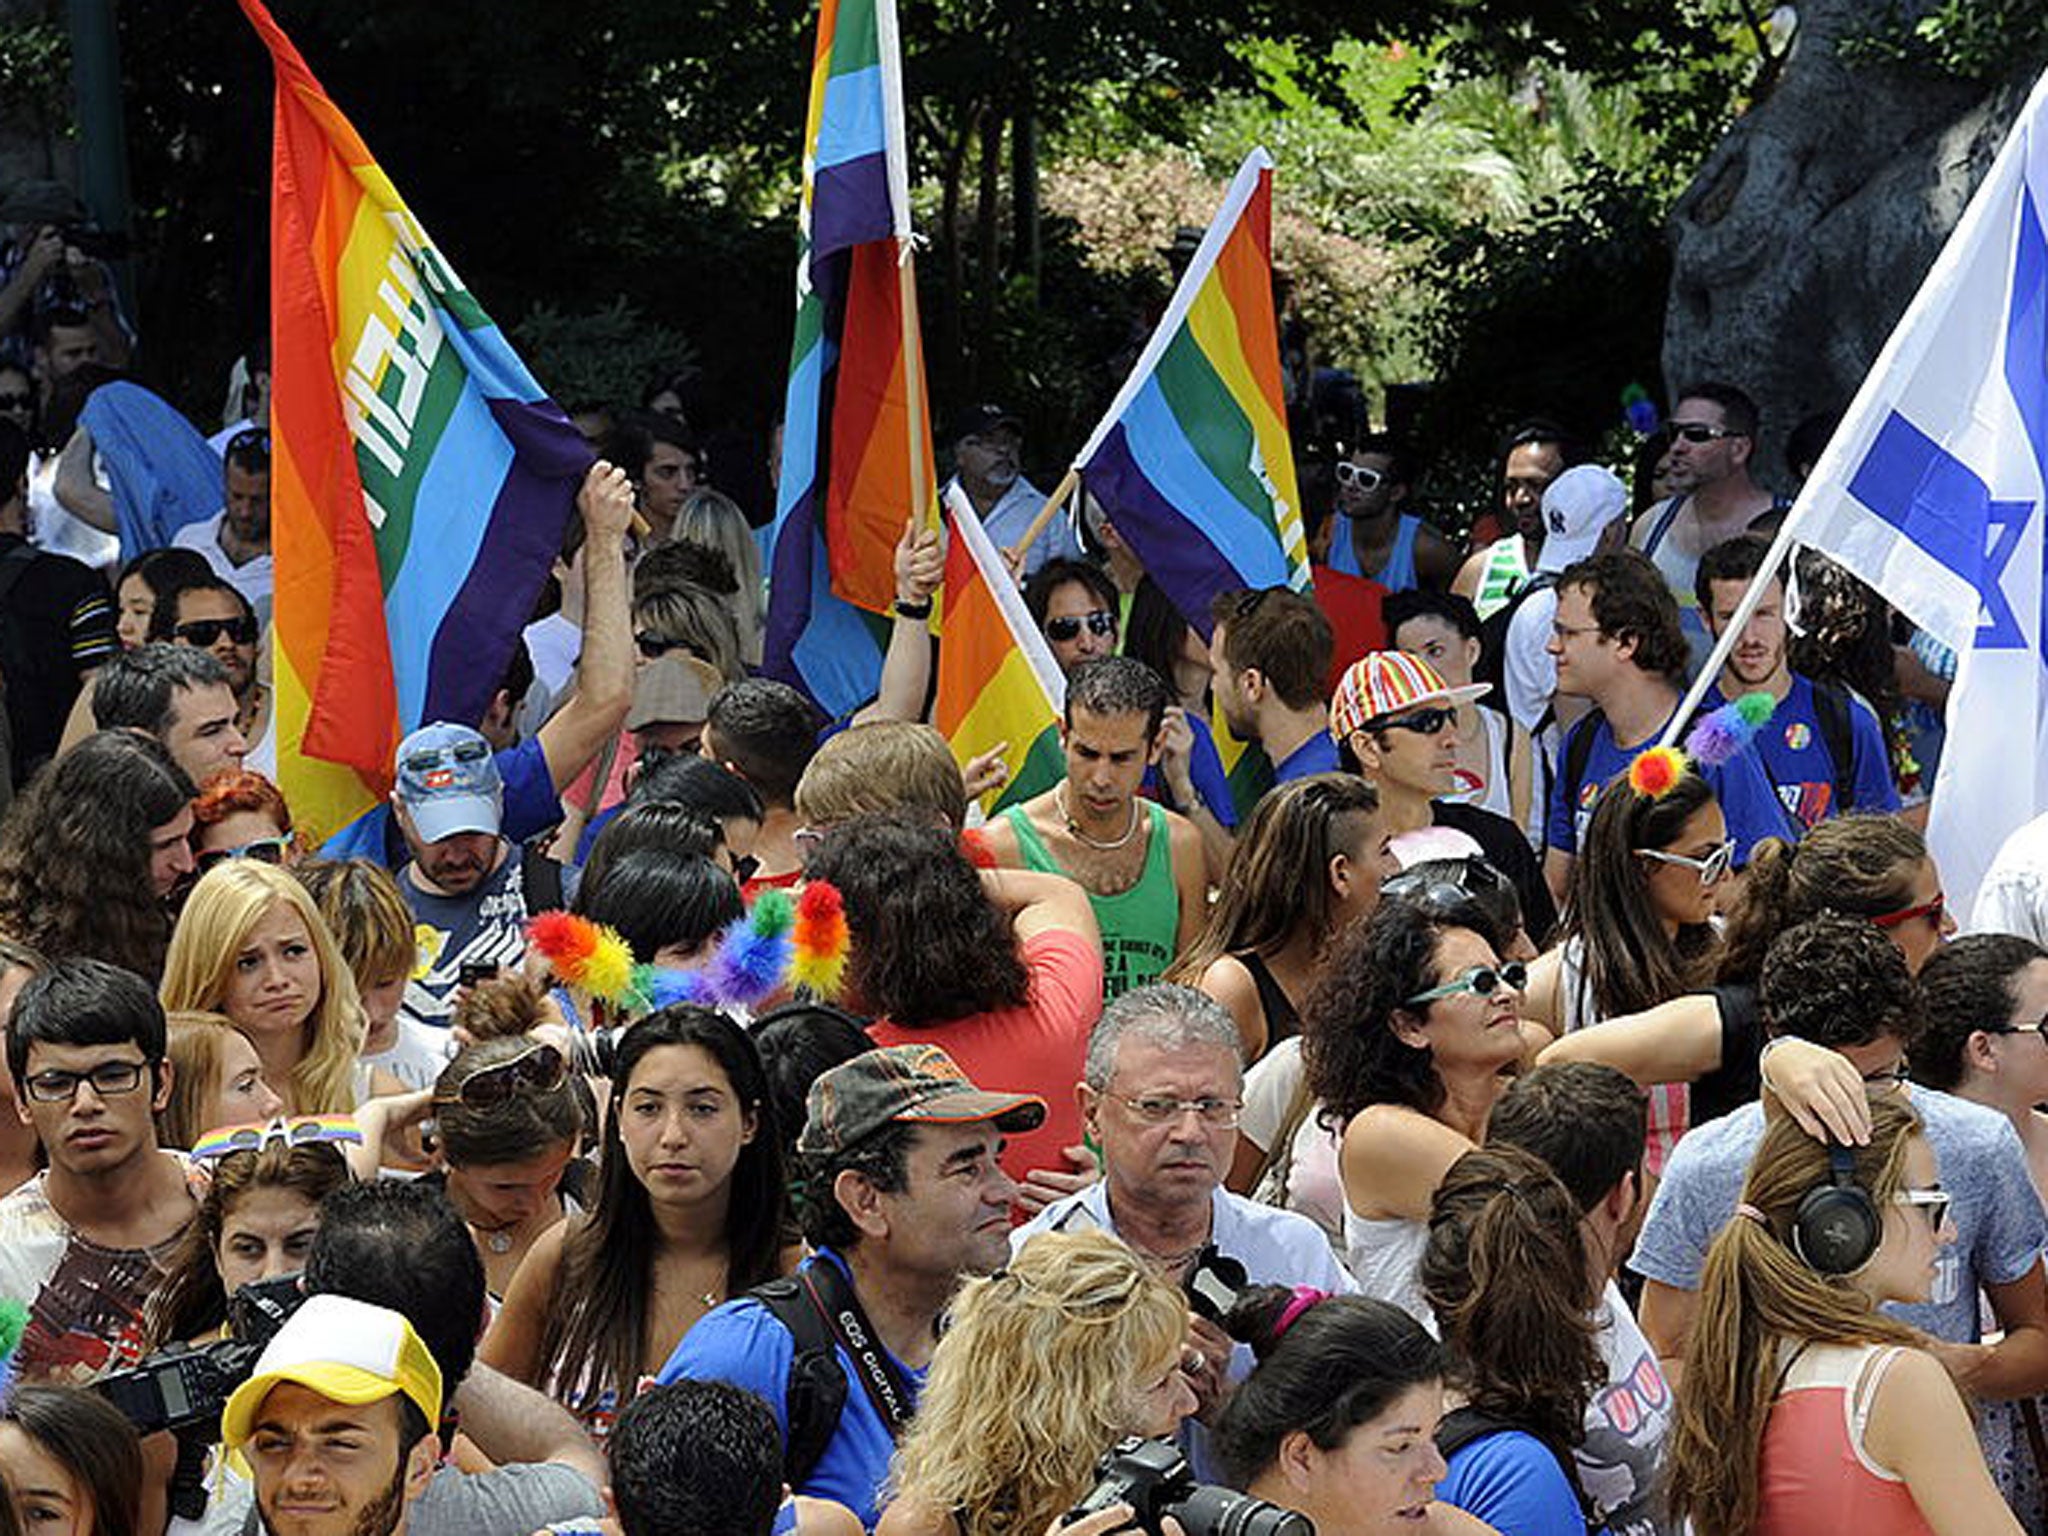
left=196, top=834, right=292, bottom=875
left=1334, top=462, right=1386, bottom=492
left=1368, top=705, right=1457, bottom=737
left=23, top=1057, right=150, bottom=1104
left=1550, top=620, right=1604, bottom=642
left=1044, top=610, right=1117, bottom=643
left=1638, top=838, right=1736, bottom=888
left=402, top=739, right=489, bottom=776
left=1662, top=421, right=1742, bottom=445
left=1984, top=1015, right=2048, bottom=1042
left=1115, top=1094, right=1243, bottom=1129
left=191, top=1114, right=363, bottom=1162
left=1405, top=962, right=1528, bottom=1007
left=1893, top=1187, right=1951, bottom=1233
left=635, top=632, right=701, bottom=661
left=1871, top=894, right=1946, bottom=930
left=434, top=1042, right=568, bottom=1109
left=175, top=616, right=260, bottom=647
left=0, top=391, right=31, bottom=411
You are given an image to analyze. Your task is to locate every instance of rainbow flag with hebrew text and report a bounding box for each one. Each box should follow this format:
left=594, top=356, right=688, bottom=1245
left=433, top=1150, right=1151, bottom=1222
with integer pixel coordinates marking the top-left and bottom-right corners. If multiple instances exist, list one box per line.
left=1073, top=148, right=1310, bottom=643
left=239, top=0, right=590, bottom=844
left=933, top=486, right=1066, bottom=813
left=763, top=0, right=936, bottom=720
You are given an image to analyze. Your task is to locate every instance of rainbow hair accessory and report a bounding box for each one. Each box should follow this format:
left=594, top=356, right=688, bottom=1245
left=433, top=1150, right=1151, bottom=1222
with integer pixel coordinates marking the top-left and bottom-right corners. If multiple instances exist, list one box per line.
left=1684, top=690, right=1777, bottom=768
left=528, top=883, right=848, bottom=1017
left=1627, top=745, right=1688, bottom=799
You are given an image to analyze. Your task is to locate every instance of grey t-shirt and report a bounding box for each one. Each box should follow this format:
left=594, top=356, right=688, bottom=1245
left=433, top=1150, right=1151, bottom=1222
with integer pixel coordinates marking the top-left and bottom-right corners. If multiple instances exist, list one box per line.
left=1582, top=1281, right=1676, bottom=1536
left=221, top=1460, right=602, bottom=1536
left=1630, top=1086, right=2047, bottom=1341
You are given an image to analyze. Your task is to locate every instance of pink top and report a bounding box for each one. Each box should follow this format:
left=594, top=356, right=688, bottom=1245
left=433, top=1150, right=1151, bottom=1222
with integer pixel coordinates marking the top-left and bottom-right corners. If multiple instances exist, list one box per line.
left=868, top=927, right=1102, bottom=1188
left=1755, top=1343, right=1933, bottom=1536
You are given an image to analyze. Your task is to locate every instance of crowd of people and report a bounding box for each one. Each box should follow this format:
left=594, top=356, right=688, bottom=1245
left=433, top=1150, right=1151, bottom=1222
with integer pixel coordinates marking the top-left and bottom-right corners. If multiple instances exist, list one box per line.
left=3, top=185, right=2048, bottom=1536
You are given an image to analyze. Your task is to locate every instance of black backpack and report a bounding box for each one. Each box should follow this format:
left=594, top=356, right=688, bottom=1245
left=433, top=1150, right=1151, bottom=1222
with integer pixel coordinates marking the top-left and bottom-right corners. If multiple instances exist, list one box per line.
left=1436, top=1405, right=1598, bottom=1532
left=753, top=1271, right=850, bottom=1487
left=1474, top=570, right=1556, bottom=717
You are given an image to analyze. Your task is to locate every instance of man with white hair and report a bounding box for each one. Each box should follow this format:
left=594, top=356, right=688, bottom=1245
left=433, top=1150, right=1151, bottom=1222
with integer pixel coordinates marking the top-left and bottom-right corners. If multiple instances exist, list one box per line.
left=1014, top=984, right=1353, bottom=1474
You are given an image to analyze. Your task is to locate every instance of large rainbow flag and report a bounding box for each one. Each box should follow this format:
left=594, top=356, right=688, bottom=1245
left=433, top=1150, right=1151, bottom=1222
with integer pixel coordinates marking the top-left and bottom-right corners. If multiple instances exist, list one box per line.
left=933, top=486, right=1065, bottom=813
left=1073, top=148, right=1311, bottom=641
left=763, top=0, right=936, bottom=720
left=239, top=0, right=590, bottom=843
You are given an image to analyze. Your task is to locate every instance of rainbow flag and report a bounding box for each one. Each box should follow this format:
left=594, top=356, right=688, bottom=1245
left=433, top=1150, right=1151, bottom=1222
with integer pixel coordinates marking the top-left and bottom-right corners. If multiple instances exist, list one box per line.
left=1074, top=148, right=1310, bottom=641
left=239, top=0, right=590, bottom=844
left=763, top=0, right=935, bottom=719
left=933, top=486, right=1066, bottom=813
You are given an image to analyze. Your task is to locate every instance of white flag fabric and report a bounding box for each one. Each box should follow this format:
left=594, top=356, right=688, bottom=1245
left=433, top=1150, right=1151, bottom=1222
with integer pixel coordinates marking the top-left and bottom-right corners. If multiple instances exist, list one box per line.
left=1774, top=67, right=2048, bottom=913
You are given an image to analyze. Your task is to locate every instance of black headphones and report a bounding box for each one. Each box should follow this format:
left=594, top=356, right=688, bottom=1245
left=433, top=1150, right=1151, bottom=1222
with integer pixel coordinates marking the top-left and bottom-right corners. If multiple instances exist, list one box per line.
left=1790, top=1143, right=1883, bottom=1276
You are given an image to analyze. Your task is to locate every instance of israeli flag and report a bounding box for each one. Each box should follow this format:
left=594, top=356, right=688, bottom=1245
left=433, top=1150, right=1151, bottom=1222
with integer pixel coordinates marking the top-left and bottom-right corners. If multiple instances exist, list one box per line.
left=1776, top=67, right=2048, bottom=912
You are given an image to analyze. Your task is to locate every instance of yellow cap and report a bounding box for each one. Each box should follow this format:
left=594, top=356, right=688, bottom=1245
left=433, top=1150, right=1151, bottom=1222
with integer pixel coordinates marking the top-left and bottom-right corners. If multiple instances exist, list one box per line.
left=221, top=1294, right=443, bottom=1449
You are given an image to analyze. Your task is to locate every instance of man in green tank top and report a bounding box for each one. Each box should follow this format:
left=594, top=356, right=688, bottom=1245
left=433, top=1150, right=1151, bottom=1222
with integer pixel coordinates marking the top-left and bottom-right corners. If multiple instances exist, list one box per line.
left=979, top=656, right=1207, bottom=998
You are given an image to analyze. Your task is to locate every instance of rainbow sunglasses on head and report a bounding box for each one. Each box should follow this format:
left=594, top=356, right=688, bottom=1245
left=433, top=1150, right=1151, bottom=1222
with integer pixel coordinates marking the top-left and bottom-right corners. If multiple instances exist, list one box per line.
left=191, top=1113, right=363, bottom=1162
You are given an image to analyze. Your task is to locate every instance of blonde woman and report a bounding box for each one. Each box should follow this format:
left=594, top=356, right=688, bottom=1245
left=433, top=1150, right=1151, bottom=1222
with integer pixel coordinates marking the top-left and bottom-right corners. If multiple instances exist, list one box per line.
left=878, top=1230, right=1196, bottom=1536
left=669, top=487, right=764, bottom=668
left=160, top=860, right=367, bottom=1114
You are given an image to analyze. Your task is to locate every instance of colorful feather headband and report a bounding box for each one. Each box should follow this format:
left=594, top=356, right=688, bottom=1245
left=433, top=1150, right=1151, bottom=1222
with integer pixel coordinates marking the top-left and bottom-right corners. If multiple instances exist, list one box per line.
left=527, top=881, right=849, bottom=1015
left=1684, top=690, right=1777, bottom=768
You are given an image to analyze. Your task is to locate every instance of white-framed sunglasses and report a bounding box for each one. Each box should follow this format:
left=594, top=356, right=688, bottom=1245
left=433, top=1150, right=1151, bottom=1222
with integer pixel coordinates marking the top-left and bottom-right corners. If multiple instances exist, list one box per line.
left=1893, top=1187, right=1952, bottom=1233
left=1638, top=837, right=1736, bottom=887
left=1334, top=461, right=1385, bottom=492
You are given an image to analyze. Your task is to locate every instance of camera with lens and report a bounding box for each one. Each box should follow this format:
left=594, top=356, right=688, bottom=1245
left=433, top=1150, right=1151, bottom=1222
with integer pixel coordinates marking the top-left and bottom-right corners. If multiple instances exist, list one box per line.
left=95, top=1273, right=304, bottom=1437
left=58, top=224, right=129, bottom=261
left=1067, top=1438, right=1313, bottom=1536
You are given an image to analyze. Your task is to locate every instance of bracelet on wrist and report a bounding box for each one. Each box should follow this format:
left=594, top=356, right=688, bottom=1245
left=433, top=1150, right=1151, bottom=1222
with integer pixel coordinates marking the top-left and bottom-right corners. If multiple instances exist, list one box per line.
left=893, top=597, right=933, bottom=620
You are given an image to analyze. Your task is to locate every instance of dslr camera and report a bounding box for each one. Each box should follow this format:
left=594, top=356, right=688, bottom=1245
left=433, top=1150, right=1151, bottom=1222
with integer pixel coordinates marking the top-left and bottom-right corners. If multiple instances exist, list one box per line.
left=1068, top=1438, right=1312, bottom=1536
left=96, top=1273, right=304, bottom=1436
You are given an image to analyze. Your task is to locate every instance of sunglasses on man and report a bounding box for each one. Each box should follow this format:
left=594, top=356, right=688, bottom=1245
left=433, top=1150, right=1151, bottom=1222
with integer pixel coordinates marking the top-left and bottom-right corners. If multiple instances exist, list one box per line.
left=1044, top=610, right=1117, bottom=643
left=1662, top=421, right=1742, bottom=445
left=1334, top=462, right=1386, bottom=492
left=177, top=617, right=260, bottom=647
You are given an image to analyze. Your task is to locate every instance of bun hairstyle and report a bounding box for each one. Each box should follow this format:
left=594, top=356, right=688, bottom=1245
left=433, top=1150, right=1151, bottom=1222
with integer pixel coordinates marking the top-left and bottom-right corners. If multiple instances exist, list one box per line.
left=1210, top=1285, right=1442, bottom=1488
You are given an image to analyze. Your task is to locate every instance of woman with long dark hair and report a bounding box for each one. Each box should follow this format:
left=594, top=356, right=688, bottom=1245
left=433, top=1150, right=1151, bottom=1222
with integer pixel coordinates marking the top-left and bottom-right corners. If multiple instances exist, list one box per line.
left=1166, top=773, right=1389, bottom=1061
left=806, top=814, right=1100, bottom=1197
left=479, top=1005, right=792, bottom=1440
left=1213, top=1287, right=1493, bottom=1536
left=1422, top=1146, right=1608, bottom=1534
left=0, top=730, right=195, bottom=979
left=1302, top=900, right=1529, bottom=1320
left=1525, top=763, right=1724, bottom=1173
left=0, top=1386, right=142, bottom=1536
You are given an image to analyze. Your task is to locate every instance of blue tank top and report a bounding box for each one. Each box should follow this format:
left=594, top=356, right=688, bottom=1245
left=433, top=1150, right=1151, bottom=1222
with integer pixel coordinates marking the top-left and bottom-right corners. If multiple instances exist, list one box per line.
left=1330, top=512, right=1423, bottom=591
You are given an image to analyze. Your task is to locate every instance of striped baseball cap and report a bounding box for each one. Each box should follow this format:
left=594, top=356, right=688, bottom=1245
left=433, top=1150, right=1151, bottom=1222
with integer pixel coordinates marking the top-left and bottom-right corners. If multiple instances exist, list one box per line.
left=1329, top=651, right=1490, bottom=742
left=797, top=1044, right=1047, bottom=1157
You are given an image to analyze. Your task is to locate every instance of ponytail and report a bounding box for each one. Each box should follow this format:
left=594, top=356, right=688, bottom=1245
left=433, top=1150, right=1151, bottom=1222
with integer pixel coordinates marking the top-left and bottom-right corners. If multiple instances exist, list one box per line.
left=1662, top=1099, right=1923, bottom=1536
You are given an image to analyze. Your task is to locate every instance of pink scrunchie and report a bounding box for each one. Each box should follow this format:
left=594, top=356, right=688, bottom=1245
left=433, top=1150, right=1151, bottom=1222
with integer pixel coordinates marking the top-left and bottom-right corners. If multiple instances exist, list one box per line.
left=1273, top=1285, right=1330, bottom=1340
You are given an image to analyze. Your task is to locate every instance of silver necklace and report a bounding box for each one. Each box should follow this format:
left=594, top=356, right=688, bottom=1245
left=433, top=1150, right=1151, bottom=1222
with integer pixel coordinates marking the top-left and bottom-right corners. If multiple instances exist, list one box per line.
left=1056, top=785, right=1141, bottom=851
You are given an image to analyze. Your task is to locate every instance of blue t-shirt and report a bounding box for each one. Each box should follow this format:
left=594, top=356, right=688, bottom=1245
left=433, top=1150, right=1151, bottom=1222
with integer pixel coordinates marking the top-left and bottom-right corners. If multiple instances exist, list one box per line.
left=1631, top=1087, right=2047, bottom=1343
left=1437, top=1430, right=1586, bottom=1536
left=1272, top=731, right=1341, bottom=785
left=319, top=737, right=563, bottom=863
left=657, top=1250, right=923, bottom=1528
left=1544, top=706, right=1793, bottom=861
left=1702, top=675, right=1899, bottom=831
left=1142, top=707, right=1239, bottom=828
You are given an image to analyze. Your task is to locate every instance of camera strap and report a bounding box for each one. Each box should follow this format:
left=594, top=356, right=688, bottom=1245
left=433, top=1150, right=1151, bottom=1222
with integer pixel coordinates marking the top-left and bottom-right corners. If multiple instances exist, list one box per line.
left=797, top=1259, right=918, bottom=1437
